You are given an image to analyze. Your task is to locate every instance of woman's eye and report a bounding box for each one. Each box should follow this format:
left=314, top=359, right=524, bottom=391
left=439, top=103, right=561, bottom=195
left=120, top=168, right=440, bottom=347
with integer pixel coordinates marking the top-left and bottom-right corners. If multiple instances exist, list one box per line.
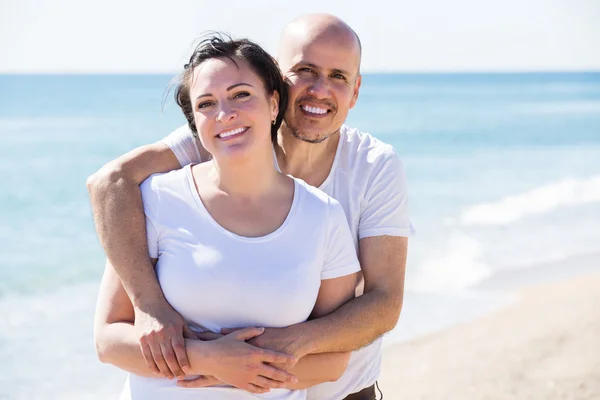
left=197, top=101, right=213, bottom=109
left=234, top=91, right=250, bottom=99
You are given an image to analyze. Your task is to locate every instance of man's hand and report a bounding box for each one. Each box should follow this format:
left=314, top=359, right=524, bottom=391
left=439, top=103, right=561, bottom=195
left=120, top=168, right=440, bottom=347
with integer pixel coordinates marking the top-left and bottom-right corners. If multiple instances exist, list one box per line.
left=197, top=327, right=299, bottom=393
left=134, top=300, right=197, bottom=379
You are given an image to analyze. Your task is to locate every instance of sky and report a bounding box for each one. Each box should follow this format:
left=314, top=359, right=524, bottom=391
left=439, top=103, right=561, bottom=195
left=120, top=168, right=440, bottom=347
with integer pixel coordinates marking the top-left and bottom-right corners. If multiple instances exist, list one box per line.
left=1, top=0, right=599, bottom=73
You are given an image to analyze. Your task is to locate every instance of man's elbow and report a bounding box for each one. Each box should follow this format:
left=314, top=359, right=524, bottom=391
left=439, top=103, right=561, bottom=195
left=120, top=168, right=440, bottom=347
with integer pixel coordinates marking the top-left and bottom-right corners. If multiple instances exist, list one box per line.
left=86, top=162, right=138, bottom=206
left=382, top=292, right=404, bottom=333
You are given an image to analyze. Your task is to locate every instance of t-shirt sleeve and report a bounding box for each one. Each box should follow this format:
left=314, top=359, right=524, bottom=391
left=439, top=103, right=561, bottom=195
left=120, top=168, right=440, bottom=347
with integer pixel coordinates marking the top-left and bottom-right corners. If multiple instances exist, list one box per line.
left=322, top=199, right=362, bottom=280
left=159, top=125, right=203, bottom=167
left=140, top=175, right=161, bottom=258
left=359, top=150, right=415, bottom=239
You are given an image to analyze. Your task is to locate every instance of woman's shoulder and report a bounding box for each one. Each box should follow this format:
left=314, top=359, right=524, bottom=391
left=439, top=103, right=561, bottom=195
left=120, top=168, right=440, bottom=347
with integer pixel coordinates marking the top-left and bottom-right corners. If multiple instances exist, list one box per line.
left=292, top=177, right=342, bottom=212
left=140, top=165, right=192, bottom=199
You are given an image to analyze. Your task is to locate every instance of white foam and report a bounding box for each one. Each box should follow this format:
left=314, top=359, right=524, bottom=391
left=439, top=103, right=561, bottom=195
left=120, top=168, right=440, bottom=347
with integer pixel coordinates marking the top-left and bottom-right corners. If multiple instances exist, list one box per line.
left=408, top=233, right=492, bottom=292
left=460, top=175, right=600, bottom=226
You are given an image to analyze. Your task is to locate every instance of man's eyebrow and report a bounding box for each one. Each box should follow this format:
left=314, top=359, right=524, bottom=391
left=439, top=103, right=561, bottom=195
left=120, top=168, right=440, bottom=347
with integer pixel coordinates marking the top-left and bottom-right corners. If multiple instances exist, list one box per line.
left=195, top=83, right=254, bottom=100
left=295, top=62, right=350, bottom=76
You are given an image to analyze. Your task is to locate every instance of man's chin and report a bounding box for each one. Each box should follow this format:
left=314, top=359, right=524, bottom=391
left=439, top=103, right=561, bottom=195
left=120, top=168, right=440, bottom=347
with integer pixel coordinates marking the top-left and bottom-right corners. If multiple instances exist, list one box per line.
left=289, top=128, right=329, bottom=144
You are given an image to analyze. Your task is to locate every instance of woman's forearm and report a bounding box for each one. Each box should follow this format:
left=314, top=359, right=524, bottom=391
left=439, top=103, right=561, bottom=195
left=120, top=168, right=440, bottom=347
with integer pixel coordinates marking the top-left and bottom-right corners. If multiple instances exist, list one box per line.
left=96, top=322, right=158, bottom=377
left=285, top=351, right=351, bottom=389
left=96, top=322, right=217, bottom=378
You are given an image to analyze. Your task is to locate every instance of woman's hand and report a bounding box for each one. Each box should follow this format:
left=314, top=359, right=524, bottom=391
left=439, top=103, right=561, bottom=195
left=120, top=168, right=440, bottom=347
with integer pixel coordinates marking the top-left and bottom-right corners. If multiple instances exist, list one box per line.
left=185, top=327, right=299, bottom=394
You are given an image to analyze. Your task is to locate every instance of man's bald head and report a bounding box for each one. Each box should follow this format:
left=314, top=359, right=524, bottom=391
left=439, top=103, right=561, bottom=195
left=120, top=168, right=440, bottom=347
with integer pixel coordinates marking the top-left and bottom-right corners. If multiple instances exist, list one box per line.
left=275, top=14, right=363, bottom=144
left=277, top=14, right=362, bottom=73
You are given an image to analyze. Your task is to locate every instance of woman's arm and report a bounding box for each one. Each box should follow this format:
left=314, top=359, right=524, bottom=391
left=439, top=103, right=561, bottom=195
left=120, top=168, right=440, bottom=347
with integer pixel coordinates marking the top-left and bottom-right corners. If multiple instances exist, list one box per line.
left=283, top=272, right=358, bottom=389
left=94, top=260, right=298, bottom=391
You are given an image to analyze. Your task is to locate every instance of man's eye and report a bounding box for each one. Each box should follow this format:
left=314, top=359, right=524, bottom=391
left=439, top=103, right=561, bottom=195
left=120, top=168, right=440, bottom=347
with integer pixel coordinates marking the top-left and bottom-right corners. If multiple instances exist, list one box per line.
left=298, top=67, right=314, bottom=73
left=332, top=74, right=346, bottom=80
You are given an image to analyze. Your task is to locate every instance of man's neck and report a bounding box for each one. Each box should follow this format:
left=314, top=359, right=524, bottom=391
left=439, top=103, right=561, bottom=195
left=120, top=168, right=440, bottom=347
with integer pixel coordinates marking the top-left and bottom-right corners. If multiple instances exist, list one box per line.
left=275, top=126, right=341, bottom=188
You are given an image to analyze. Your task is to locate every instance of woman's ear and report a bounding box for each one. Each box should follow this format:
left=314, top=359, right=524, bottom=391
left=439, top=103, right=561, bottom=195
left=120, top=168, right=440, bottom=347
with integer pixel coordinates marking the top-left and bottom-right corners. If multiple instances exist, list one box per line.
left=271, top=91, right=280, bottom=121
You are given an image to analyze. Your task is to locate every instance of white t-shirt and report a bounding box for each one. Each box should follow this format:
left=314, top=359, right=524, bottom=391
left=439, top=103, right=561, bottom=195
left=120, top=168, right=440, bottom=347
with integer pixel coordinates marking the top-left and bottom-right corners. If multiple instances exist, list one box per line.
left=121, top=165, right=360, bottom=400
left=161, top=124, right=415, bottom=399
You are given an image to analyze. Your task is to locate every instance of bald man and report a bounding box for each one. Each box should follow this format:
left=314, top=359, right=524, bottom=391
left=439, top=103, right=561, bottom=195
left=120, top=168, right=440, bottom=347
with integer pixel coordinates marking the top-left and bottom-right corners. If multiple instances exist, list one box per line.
left=89, top=14, right=413, bottom=400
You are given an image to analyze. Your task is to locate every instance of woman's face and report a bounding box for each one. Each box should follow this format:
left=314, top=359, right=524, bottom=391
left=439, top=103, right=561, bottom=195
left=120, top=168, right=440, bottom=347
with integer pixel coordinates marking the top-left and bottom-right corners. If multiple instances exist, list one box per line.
left=189, top=57, right=278, bottom=162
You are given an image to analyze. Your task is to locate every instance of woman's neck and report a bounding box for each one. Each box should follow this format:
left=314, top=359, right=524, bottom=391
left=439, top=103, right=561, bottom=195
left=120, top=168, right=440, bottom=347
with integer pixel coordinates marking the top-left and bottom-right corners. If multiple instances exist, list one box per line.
left=208, top=145, right=279, bottom=200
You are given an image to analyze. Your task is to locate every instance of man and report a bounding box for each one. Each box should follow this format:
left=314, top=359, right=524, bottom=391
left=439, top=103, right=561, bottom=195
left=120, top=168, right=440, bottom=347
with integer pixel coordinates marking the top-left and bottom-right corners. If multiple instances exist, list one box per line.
left=88, top=13, right=413, bottom=400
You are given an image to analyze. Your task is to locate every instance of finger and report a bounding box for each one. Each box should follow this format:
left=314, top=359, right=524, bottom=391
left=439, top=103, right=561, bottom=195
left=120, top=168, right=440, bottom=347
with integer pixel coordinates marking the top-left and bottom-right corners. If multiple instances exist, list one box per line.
left=252, top=375, right=287, bottom=389
left=259, top=349, right=298, bottom=365
left=140, top=342, right=161, bottom=376
left=160, top=341, right=184, bottom=378
left=148, top=341, right=173, bottom=379
left=231, top=327, right=264, bottom=341
left=246, top=383, right=270, bottom=394
left=182, top=324, right=199, bottom=339
left=176, top=375, right=221, bottom=388
left=259, top=364, right=298, bottom=384
left=171, top=335, right=190, bottom=375
left=220, top=327, right=244, bottom=335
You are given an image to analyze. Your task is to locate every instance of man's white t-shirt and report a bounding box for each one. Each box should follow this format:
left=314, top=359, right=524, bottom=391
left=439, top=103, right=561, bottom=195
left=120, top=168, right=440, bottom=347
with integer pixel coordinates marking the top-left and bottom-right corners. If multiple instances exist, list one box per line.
left=161, top=124, right=415, bottom=400
left=121, top=165, right=361, bottom=400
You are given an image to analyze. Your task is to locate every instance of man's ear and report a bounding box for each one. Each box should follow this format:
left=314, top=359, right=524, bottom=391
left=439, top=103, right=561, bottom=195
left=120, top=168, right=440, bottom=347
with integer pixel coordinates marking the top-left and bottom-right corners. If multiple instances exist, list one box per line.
left=349, top=75, right=362, bottom=109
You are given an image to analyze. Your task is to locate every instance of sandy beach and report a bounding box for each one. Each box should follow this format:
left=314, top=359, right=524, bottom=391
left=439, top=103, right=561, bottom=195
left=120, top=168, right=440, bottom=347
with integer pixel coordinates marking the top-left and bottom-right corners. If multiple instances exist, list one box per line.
left=379, top=271, right=600, bottom=400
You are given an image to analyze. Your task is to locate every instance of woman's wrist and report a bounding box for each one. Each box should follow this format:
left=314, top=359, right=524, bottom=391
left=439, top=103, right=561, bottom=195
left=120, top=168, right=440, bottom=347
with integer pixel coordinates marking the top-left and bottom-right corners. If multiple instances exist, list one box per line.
left=184, top=338, right=216, bottom=376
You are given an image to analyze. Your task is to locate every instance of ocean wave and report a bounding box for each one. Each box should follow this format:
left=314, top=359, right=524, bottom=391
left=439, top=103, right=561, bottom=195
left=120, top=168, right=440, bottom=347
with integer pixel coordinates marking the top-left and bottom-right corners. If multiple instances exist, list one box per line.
left=511, top=100, right=600, bottom=115
left=0, top=117, right=97, bottom=131
left=408, top=233, right=492, bottom=292
left=460, top=175, right=600, bottom=226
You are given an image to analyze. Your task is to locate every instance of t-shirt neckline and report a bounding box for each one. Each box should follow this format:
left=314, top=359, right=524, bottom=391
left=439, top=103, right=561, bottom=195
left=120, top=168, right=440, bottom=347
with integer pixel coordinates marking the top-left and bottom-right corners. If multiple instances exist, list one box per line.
left=184, top=164, right=300, bottom=242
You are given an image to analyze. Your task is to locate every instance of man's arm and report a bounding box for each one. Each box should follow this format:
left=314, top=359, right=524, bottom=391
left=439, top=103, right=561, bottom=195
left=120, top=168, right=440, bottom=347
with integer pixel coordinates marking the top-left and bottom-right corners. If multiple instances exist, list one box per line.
left=86, top=142, right=192, bottom=377
left=246, top=235, right=407, bottom=356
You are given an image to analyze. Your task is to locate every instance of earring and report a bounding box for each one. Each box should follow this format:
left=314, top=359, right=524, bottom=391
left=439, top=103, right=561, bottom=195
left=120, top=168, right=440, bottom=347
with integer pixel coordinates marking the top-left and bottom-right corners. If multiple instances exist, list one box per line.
left=272, top=119, right=276, bottom=125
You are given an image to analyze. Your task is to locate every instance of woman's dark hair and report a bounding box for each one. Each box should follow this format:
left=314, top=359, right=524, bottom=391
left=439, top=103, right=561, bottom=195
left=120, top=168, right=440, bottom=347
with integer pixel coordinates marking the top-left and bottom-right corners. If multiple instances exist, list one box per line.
left=173, top=33, right=288, bottom=142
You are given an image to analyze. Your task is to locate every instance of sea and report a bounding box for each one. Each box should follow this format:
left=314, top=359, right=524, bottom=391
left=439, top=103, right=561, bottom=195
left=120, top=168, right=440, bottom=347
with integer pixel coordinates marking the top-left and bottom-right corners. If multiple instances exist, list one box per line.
left=1, top=72, right=599, bottom=399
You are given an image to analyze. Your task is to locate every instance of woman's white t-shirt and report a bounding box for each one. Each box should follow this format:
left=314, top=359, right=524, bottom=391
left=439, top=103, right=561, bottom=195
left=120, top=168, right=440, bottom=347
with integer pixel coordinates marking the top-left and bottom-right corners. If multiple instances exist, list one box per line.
left=121, top=165, right=361, bottom=400
left=160, top=124, right=415, bottom=400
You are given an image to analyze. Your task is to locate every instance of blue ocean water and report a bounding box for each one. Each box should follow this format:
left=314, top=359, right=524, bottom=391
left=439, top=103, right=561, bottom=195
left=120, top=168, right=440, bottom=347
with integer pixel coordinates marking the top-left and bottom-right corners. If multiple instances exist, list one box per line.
left=1, top=72, right=599, bottom=399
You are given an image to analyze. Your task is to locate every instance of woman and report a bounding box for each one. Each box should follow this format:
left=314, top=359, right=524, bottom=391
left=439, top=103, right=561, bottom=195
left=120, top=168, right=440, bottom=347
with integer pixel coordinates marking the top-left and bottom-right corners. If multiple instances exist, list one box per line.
left=94, top=35, right=360, bottom=399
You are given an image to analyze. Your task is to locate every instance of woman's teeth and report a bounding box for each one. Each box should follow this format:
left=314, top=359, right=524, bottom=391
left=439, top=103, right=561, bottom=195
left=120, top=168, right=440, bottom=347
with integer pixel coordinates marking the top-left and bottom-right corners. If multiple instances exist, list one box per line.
left=218, top=127, right=247, bottom=138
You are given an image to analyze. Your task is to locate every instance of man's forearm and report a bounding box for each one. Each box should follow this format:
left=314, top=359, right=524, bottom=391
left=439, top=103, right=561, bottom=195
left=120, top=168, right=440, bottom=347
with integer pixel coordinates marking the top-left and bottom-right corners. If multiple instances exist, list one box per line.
left=87, top=168, right=164, bottom=307
left=299, top=288, right=401, bottom=354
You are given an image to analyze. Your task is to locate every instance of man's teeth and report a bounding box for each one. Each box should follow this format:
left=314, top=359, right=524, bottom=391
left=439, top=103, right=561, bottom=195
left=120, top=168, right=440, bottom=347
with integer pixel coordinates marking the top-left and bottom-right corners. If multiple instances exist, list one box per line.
left=218, top=127, right=246, bottom=138
left=302, top=105, right=328, bottom=115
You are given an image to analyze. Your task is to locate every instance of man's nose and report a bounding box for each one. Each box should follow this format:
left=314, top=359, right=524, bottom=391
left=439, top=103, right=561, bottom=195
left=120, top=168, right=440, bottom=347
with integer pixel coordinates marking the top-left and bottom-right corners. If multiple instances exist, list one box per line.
left=307, top=76, right=330, bottom=99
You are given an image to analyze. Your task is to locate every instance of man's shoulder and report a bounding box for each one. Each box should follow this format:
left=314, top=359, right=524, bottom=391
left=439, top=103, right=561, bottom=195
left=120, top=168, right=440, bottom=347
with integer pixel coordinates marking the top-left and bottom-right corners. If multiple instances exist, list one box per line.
left=294, top=177, right=342, bottom=211
left=340, top=125, right=400, bottom=169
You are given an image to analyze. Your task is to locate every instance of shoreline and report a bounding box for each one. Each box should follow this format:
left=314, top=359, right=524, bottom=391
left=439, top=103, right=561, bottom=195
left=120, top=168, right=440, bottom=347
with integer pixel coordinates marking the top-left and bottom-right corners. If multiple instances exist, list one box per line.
left=378, top=268, right=600, bottom=399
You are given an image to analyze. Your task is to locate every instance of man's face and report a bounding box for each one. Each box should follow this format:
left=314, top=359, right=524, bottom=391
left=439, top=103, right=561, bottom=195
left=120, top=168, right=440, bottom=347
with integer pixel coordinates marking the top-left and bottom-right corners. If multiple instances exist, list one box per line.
left=279, top=34, right=361, bottom=143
